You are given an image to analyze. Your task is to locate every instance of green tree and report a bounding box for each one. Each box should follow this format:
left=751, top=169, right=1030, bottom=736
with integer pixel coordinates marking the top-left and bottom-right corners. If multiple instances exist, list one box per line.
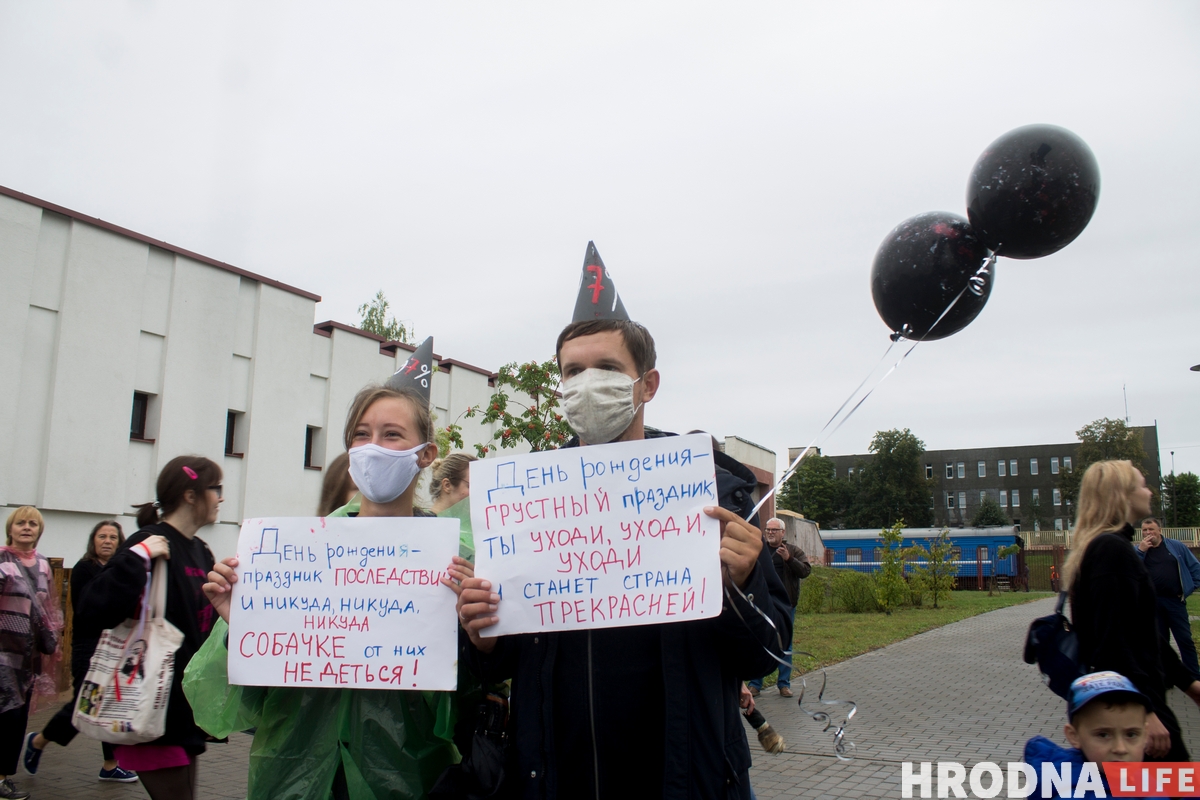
left=776, top=453, right=842, bottom=526
left=358, top=290, right=414, bottom=344
left=971, top=496, right=1008, bottom=527
left=1163, top=472, right=1200, bottom=527
left=476, top=359, right=575, bottom=455
left=874, top=520, right=908, bottom=614
left=904, top=530, right=958, bottom=609
left=1058, top=418, right=1149, bottom=515
left=844, top=429, right=933, bottom=529
left=1023, top=497, right=1051, bottom=532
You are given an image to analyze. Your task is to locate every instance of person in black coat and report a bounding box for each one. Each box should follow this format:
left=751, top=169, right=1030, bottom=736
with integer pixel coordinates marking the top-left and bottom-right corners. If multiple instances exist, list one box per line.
left=454, top=318, right=793, bottom=800
left=1066, top=459, right=1200, bottom=762
left=23, top=520, right=139, bottom=783
left=76, top=456, right=220, bottom=800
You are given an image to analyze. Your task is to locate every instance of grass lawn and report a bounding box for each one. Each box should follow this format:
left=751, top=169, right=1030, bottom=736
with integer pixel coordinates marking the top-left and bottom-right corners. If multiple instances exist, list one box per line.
left=758, top=590, right=1053, bottom=685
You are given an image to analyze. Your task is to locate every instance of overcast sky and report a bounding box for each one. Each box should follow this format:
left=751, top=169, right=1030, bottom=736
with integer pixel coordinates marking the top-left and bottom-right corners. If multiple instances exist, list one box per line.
left=2, top=1, right=1198, bottom=477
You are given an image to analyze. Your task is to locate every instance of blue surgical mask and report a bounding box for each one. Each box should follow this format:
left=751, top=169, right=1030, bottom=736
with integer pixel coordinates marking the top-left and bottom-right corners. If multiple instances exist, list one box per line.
left=348, top=442, right=427, bottom=504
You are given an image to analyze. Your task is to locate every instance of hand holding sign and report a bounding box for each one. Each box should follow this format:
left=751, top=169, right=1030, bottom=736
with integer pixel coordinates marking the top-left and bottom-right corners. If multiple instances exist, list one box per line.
left=203, top=556, right=240, bottom=623
left=708, top=505, right=764, bottom=588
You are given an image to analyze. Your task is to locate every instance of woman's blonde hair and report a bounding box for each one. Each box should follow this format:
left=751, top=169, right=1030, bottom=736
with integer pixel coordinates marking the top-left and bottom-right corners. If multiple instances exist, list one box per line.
left=317, top=452, right=356, bottom=516
left=5, top=506, right=45, bottom=545
left=1064, top=459, right=1144, bottom=586
left=430, top=453, right=476, bottom=501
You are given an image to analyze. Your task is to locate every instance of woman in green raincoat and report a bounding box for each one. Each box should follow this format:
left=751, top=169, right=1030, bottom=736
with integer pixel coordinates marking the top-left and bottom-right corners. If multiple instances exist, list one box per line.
left=183, top=385, right=475, bottom=799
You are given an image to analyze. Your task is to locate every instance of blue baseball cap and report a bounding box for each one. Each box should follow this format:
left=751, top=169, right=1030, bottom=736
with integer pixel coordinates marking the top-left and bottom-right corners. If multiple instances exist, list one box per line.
left=1067, top=671, right=1150, bottom=720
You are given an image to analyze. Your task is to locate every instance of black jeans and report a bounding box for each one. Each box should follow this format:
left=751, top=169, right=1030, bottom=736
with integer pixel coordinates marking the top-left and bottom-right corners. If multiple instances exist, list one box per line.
left=42, top=652, right=115, bottom=761
left=1157, top=595, right=1200, bottom=681
left=0, top=695, right=31, bottom=775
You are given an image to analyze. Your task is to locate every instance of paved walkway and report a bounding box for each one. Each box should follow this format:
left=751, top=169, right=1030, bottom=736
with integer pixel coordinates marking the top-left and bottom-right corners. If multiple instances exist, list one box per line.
left=747, top=596, right=1200, bottom=799
left=10, top=597, right=1199, bottom=799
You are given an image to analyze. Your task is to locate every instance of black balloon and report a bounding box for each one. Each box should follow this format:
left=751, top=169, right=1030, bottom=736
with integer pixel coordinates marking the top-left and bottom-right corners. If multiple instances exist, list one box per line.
left=966, top=124, right=1100, bottom=259
left=871, top=212, right=992, bottom=341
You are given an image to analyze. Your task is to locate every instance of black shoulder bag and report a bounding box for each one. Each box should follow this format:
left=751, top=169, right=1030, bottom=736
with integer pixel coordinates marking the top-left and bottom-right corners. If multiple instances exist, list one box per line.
left=1023, top=591, right=1082, bottom=699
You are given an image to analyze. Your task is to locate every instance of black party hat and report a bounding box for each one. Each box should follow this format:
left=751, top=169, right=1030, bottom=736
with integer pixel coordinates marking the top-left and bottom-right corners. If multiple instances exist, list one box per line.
left=571, top=242, right=628, bottom=322
left=386, top=336, right=434, bottom=401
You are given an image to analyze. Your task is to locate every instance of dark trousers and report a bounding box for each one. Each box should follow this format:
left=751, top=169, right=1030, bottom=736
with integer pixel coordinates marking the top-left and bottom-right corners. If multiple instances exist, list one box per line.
left=0, top=696, right=31, bottom=775
left=42, top=654, right=116, bottom=761
left=1156, top=703, right=1190, bottom=762
left=1157, top=595, right=1200, bottom=681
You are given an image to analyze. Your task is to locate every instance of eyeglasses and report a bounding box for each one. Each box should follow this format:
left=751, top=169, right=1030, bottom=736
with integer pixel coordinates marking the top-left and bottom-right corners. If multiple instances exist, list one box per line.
left=208, top=485, right=224, bottom=499
left=765, top=528, right=785, bottom=534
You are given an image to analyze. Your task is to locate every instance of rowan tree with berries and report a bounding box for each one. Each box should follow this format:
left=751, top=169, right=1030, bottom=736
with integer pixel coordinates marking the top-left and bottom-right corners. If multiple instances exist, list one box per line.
left=439, top=358, right=574, bottom=458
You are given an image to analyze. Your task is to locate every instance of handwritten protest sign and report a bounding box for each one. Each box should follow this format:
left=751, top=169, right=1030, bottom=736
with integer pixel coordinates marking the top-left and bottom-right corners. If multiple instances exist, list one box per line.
left=228, top=517, right=458, bottom=691
left=470, top=433, right=723, bottom=636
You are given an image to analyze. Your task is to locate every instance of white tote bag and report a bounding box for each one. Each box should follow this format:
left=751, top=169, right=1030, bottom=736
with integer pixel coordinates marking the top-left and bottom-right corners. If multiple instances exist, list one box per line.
left=73, top=557, right=185, bottom=744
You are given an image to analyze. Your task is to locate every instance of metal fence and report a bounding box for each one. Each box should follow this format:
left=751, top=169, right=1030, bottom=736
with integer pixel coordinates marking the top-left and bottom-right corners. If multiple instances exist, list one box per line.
left=1017, top=528, right=1200, bottom=593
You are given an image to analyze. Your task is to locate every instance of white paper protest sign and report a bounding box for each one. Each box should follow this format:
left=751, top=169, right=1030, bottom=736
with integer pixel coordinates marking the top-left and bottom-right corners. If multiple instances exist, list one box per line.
left=227, top=516, right=459, bottom=691
left=469, top=433, right=723, bottom=636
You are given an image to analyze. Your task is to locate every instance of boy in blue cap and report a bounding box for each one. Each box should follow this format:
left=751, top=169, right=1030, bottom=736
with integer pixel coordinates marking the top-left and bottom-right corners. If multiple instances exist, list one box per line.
left=1024, top=671, right=1162, bottom=799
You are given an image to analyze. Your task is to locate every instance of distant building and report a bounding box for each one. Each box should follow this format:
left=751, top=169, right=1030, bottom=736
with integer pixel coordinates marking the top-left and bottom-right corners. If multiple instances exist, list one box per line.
left=796, top=425, right=1161, bottom=531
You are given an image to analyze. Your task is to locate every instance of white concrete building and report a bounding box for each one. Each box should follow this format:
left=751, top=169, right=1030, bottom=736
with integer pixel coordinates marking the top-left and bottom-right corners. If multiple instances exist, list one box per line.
left=1, top=185, right=781, bottom=565
left=0, top=185, right=505, bottom=561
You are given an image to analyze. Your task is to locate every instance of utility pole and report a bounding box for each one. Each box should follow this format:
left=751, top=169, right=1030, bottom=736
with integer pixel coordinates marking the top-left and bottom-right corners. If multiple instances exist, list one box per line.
left=1123, top=384, right=1130, bottom=424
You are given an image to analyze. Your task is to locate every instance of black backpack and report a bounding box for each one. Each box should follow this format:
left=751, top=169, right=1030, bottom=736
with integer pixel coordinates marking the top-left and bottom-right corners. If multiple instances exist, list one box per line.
left=1023, top=591, right=1082, bottom=699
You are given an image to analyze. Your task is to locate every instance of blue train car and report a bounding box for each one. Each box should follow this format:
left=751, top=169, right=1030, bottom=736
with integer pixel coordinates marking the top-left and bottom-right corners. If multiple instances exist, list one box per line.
left=821, top=526, right=1022, bottom=583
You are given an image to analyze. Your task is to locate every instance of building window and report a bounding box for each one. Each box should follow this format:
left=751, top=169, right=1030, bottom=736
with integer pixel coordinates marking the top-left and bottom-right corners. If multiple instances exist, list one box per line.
left=1030, top=458, right=1039, bottom=476
left=1032, top=488, right=1040, bottom=504
left=1000, top=491, right=1008, bottom=508
left=131, top=392, right=150, bottom=440
left=980, top=491, right=987, bottom=506
left=1053, top=488, right=1062, bottom=506
left=1063, top=456, right=1072, bottom=471
left=946, top=492, right=955, bottom=508
left=1055, top=518, right=1063, bottom=531
left=978, top=461, right=986, bottom=478
left=1051, top=457, right=1059, bottom=474
left=1034, top=519, right=1041, bottom=531
left=847, top=466, right=854, bottom=476
left=958, top=491, right=967, bottom=511
left=957, top=462, right=965, bottom=479
left=998, top=460, right=1006, bottom=477
left=946, top=462, right=954, bottom=479
left=225, top=412, right=237, bottom=455
left=1012, top=489, right=1020, bottom=507
left=926, top=464, right=933, bottom=479
left=224, top=411, right=245, bottom=457
left=846, top=548, right=861, bottom=563
left=304, top=426, right=323, bottom=470
left=1009, top=459, right=1018, bottom=476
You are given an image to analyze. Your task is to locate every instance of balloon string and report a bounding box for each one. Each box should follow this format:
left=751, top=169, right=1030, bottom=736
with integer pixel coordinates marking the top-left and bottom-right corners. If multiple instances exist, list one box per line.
left=724, top=281, right=978, bottom=763
left=747, top=283, right=970, bottom=524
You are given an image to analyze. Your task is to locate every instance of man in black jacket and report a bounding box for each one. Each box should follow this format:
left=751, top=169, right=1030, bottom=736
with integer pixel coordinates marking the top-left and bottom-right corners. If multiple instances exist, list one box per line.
left=455, top=244, right=792, bottom=800
left=747, top=518, right=810, bottom=698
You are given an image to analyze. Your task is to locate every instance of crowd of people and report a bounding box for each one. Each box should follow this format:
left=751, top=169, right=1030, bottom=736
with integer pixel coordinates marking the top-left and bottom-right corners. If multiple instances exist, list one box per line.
left=0, top=250, right=1196, bottom=800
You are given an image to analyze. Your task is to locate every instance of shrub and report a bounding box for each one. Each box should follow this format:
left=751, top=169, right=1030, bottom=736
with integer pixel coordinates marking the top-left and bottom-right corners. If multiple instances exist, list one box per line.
left=833, top=570, right=879, bottom=613
left=875, top=520, right=908, bottom=614
left=907, top=571, right=926, bottom=607
left=798, top=572, right=832, bottom=614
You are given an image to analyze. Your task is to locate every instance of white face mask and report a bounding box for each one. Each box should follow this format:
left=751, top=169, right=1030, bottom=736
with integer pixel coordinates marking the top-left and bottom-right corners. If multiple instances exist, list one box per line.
left=561, top=369, right=642, bottom=445
left=348, top=442, right=427, bottom=504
